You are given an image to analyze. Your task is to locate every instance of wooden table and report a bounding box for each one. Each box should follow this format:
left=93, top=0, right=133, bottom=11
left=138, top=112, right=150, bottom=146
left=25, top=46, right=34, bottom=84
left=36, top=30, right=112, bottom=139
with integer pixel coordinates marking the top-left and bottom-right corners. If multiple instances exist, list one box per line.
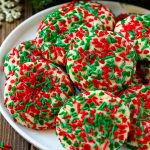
left=0, top=1, right=38, bottom=150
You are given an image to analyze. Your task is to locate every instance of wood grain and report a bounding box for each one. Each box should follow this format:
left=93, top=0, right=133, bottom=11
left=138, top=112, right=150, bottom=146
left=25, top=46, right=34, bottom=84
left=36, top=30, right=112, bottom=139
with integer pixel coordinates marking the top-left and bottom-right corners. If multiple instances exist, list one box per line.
left=0, top=1, right=38, bottom=150
left=0, top=115, right=30, bottom=150
left=0, top=1, right=31, bottom=44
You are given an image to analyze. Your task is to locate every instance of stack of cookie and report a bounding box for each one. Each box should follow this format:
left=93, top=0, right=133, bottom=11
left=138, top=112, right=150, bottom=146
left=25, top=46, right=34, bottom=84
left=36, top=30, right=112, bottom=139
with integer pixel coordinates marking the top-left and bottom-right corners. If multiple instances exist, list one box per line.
left=3, top=1, right=150, bottom=150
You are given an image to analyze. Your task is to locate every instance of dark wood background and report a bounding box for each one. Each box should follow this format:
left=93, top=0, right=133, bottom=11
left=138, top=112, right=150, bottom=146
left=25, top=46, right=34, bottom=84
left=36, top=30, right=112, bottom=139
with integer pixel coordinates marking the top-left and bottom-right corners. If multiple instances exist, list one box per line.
left=0, top=1, right=38, bottom=150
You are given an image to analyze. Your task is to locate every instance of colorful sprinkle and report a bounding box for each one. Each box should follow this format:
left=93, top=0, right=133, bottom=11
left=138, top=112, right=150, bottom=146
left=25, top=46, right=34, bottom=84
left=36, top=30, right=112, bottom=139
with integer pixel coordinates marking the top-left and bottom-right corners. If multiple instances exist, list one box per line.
left=115, top=14, right=150, bottom=61
left=4, top=60, right=74, bottom=130
left=66, top=30, right=136, bottom=94
left=120, top=85, right=150, bottom=150
left=56, top=90, right=130, bottom=150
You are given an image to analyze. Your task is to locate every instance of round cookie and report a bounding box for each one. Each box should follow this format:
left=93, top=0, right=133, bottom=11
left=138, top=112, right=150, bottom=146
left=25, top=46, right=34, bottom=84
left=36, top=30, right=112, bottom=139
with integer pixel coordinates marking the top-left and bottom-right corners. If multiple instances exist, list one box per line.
left=66, top=30, right=136, bottom=94
left=36, top=9, right=102, bottom=65
left=56, top=90, right=130, bottom=150
left=4, top=60, right=74, bottom=130
left=37, top=1, right=115, bottom=36
left=37, top=6, right=102, bottom=40
left=120, top=85, right=150, bottom=150
left=4, top=40, right=42, bottom=76
left=36, top=1, right=115, bottom=66
left=74, top=1, right=116, bottom=31
left=115, top=14, right=150, bottom=61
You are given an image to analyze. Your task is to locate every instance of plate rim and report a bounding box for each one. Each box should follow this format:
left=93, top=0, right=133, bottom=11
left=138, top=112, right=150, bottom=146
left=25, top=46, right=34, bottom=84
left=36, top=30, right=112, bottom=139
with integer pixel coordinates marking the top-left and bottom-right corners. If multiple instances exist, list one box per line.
left=0, top=1, right=150, bottom=150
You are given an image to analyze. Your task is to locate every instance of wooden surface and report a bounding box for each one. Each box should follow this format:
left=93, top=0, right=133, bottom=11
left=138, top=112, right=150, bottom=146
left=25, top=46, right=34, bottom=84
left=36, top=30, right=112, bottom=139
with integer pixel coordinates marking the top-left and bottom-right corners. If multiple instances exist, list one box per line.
left=0, top=1, right=38, bottom=150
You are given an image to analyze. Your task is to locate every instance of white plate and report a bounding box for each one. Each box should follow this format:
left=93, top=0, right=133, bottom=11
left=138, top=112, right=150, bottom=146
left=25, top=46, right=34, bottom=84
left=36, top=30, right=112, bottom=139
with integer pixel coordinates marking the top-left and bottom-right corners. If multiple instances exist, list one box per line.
left=0, top=1, right=150, bottom=150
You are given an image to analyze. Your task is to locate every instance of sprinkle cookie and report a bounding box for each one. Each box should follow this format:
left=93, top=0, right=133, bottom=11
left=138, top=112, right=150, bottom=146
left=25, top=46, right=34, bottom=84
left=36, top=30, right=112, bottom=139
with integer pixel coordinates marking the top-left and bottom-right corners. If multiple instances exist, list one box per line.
left=37, top=6, right=102, bottom=41
left=56, top=90, right=130, bottom=150
left=36, top=8, right=102, bottom=65
left=67, top=30, right=136, bottom=93
left=74, top=1, right=115, bottom=31
left=36, top=21, right=101, bottom=66
left=120, top=85, right=150, bottom=150
left=36, top=1, right=115, bottom=66
left=4, top=40, right=42, bottom=76
left=115, top=14, right=150, bottom=61
left=4, top=60, right=74, bottom=130
left=37, top=1, right=115, bottom=36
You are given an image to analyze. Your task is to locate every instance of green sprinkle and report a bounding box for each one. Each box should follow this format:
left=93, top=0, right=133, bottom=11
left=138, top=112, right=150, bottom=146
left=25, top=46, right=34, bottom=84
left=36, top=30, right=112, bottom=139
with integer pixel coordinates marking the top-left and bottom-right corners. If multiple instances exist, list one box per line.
left=12, top=113, right=18, bottom=118
left=141, top=38, right=149, bottom=50
left=99, top=91, right=104, bottom=96
left=106, top=35, right=117, bottom=44
left=102, top=55, right=115, bottom=60
left=87, top=82, right=93, bottom=89
left=84, top=126, right=90, bottom=133
left=88, top=93, right=96, bottom=98
left=143, top=22, right=150, bottom=28
left=89, top=54, right=96, bottom=59
left=98, top=102, right=107, bottom=110
left=109, top=72, right=115, bottom=80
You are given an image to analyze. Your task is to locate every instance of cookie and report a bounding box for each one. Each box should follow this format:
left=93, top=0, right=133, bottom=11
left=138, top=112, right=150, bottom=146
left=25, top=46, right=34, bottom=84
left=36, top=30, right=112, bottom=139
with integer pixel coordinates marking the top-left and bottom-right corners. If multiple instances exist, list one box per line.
left=36, top=1, right=115, bottom=66
left=4, top=60, right=74, bottom=130
left=74, top=1, right=116, bottom=31
left=36, top=20, right=101, bottom=66
left=115, top=14, right=150, bottom=61
left=36, top=9, right=102, bottom=65
left=120, top=85, right=150, bottom=150
left=37, top=6, right=102, bottom=40
left=66, top=30, right=136, bottom=94
left=56, top=90, right=130, bottom=150
left=37, top=1, right=115, bottom=36
left=4, top=40, right=42, bottom=76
